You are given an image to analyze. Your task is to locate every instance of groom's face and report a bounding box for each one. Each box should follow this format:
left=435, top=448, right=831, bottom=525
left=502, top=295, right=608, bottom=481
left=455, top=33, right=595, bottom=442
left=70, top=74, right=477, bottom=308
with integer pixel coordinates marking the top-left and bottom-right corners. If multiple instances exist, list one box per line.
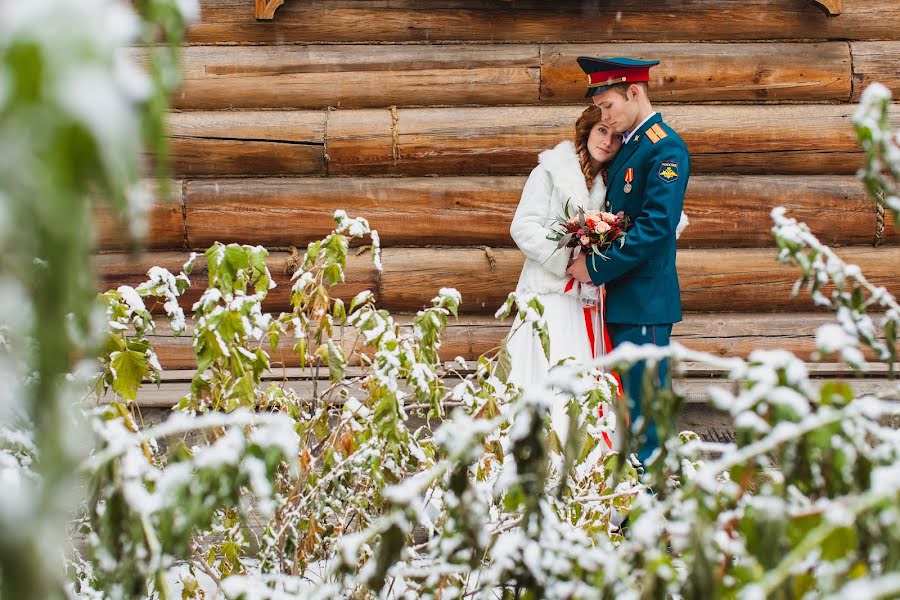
left=591, top=86, right=638, bottom=135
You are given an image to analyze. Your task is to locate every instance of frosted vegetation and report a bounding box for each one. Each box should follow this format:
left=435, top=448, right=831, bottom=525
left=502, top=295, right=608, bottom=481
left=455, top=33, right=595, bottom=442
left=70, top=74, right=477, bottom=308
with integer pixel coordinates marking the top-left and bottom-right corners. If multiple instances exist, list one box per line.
left=1, top=1, right=899, bottom=598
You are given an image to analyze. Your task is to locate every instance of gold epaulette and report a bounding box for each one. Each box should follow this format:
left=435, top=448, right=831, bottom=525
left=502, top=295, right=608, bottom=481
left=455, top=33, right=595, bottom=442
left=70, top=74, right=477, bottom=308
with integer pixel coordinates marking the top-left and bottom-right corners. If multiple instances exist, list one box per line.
left=646, top=123, right=668, bottom=144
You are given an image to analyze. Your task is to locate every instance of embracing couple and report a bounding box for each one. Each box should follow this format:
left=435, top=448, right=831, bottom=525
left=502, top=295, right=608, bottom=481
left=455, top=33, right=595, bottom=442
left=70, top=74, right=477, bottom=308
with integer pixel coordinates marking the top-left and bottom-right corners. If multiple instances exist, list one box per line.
left=506, top=56, right=690, bottom=465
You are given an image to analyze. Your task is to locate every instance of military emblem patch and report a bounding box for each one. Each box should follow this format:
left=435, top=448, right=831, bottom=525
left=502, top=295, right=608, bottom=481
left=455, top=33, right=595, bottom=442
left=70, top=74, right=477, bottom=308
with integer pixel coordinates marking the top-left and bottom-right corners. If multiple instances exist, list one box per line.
left=658, top=160, right=679, bottom=183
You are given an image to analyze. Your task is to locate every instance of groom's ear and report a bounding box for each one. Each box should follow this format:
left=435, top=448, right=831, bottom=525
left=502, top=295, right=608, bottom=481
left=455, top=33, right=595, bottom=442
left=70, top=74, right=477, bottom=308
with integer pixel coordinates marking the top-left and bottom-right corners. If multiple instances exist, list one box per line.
left=627, top=83, right=642, bottom=101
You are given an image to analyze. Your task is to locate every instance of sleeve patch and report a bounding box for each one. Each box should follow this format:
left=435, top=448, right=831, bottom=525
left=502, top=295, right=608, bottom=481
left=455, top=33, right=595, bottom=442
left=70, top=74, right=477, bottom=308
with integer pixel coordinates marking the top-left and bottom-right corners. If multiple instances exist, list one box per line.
left=658, top=160, right=679, bottom=183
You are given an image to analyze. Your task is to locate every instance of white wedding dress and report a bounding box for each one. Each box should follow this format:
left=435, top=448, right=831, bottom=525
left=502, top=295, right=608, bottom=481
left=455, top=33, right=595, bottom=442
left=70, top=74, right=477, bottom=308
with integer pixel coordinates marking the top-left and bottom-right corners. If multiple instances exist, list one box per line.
left=505, top=141, right=613, bottom=448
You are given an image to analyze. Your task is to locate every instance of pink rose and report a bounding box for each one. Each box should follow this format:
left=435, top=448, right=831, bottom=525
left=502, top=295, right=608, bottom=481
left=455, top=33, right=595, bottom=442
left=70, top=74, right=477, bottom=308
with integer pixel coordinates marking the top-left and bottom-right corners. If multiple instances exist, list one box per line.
left=580, top=235, right=590, bottom=245
left=601, top=211, right=617, bottom=224
left=594, top=221, right=611, bottom=234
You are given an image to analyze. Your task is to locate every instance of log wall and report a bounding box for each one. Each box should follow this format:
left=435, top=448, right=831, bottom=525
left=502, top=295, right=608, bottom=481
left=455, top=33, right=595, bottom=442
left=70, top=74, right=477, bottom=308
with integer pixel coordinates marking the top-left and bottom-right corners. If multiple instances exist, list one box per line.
left=98, top=0, right=900, bottom=384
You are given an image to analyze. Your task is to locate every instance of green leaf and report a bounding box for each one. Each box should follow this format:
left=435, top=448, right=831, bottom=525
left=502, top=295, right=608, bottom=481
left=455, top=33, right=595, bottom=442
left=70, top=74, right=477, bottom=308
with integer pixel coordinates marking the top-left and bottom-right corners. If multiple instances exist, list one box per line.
left=495, top=340, right=512, bottom=383
left=349, top=290, right=374, bottom=314
left=110, top=349, right=149, bottom=401
left=539, top=326, right=551, bottom=362
left=325, top=339, right=346, bottom=382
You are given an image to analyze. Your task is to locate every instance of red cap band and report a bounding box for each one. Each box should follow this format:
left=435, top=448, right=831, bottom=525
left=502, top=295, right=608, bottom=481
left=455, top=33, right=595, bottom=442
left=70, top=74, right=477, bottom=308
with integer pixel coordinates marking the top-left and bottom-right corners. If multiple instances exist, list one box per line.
left=587, top=67, right=652, bottom=87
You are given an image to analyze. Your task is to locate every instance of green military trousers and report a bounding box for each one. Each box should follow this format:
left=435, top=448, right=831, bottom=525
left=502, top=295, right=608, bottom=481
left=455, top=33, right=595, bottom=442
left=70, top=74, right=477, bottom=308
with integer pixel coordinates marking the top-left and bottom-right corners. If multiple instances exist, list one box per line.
left=607, top=323, right=673, bottom=465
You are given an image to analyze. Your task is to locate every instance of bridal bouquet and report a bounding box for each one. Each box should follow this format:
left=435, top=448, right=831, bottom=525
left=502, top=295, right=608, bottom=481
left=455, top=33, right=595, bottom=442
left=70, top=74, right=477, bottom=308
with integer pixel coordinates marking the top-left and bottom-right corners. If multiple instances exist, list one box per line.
left=547, top=201, right=631, bottom=307
left=547, top=201, right=631, bottom=261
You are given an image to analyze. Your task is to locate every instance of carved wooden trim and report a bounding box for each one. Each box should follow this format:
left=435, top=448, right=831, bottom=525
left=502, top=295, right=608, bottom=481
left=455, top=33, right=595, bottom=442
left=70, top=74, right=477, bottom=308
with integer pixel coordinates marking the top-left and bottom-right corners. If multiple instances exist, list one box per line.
left=255, top=0, right=285, bottom=20
left=809, top=0, right=841, bottom=15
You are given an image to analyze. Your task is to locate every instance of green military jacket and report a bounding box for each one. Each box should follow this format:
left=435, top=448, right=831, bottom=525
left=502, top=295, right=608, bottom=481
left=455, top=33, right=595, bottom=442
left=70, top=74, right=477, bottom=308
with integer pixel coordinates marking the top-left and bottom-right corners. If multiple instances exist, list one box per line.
left=587, top=113, right=690, bottom=324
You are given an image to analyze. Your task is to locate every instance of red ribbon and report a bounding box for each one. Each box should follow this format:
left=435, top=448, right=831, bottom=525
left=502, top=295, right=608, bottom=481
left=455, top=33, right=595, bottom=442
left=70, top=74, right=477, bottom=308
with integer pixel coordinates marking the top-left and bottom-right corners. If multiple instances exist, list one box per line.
left=565, top=278, right=623, bottom=449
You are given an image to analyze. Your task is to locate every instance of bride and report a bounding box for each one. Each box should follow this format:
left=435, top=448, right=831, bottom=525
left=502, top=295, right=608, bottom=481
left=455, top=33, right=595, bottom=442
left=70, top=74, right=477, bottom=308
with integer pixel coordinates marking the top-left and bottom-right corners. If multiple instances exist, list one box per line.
left=506, top=105, right=620, bottom=446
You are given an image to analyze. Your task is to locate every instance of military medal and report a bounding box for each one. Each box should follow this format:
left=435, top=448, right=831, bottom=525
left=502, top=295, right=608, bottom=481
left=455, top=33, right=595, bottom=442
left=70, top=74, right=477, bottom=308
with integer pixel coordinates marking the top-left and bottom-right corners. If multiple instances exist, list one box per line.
left=624, top=167, right=634, bottom=193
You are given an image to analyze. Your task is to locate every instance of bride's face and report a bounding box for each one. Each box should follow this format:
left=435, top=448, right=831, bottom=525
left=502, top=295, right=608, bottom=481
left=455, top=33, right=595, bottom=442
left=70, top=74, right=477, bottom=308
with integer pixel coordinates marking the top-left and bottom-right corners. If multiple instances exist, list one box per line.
left=587, top=122, right=621, bottom=165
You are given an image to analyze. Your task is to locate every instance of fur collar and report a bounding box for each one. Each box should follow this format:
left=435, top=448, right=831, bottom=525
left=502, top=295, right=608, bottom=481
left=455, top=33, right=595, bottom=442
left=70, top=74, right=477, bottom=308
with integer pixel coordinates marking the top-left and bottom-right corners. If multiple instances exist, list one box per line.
left=537, top=140, right=606, bottom=209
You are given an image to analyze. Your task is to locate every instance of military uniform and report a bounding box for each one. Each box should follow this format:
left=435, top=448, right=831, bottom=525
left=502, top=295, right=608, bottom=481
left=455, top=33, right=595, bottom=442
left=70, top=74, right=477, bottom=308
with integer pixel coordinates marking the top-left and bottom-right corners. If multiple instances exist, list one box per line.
left=579, top=57, right=691, bottom=464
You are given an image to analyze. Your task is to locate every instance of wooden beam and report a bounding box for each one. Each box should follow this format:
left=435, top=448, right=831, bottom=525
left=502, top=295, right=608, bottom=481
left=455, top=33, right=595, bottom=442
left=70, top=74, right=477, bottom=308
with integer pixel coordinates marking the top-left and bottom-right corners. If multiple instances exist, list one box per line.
left=541, top=42, right=850, bottom=104
left=161, top=111, right=326, bottom=177
left=140, top=312, right=885, bottom=370
left=191, top=0, right=897, bottom=44
left=94, top=180, right=184, bottom=251
left=92, top=247, right=900, bottom=315
left=182, top=175, right=879, bottom=250
left=156, top=42, right=850, bottom=110
left=254, top=0, right=284, bottom=20
left=850, top=42, right=900, bottom=101
left=158, top=104, right=900, bottom=178
left=325, top=104, right=889, bottom=178
left=810, top=0, right=841, bottom=15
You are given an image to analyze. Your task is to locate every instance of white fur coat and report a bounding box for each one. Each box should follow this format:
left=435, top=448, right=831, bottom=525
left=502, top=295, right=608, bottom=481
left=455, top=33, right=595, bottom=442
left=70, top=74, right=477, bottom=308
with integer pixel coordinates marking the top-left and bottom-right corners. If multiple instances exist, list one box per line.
left=510, top=140, right=607, bottom=295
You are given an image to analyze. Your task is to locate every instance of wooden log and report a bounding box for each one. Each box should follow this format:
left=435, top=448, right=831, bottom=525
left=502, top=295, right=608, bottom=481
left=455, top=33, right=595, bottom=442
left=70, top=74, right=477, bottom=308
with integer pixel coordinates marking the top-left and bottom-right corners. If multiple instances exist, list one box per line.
left=189, top=0, right=900, bottom=44
left=184, top=176, right=522, bottom=248
left=94, top=246, right=900, bottom=315
left=183, top=175, right=881, bottom=249
left=163, top=43, right=850, bottom=109
left=327, top=104, right=895, bottom=177
left=171, top=45, right=540, bottom=109
left=850, top=42, right=900, bottom=101
left=94, top=180, right=184, bottom=251
left=378, top=247, right=900, bottom=314
left=164, top=111, right=325, bottom=177
left=92, top=250, right=378, bottom=313
left=117, top=373, right=898, bottom=415
left=144, top=311, right=882, bottom=370
left=679, top=175, right=879, bottom=249
left=542, top=43, right=851, bottom=104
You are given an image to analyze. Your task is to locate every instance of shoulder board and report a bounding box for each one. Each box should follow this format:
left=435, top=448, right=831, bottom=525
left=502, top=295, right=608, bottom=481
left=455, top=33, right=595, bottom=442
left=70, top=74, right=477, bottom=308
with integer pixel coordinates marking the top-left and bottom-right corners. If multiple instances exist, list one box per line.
left=646, top=123, right=668, bottom=144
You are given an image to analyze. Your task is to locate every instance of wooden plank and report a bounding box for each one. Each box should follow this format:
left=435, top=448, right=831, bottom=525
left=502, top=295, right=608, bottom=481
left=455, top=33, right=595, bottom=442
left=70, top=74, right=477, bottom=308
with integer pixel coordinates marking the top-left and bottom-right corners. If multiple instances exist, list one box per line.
left=378, top=247, right=900, bottom=314
left=94, top=180, right=184, bottom=251
left=94, top=246, right=900, bottom=315
left=188, top=0, right=900, bottom=44
left=677, top=247, right=900, bottom=312
left=149, top=361, right=890, bottom=383
left=542, top=43, right=851, bottom=104
left=92, top=250, right=378, bottom=313
left=111, top=376, right=898, bottom=418
left=184, top=176, right=521, bottom=248
left=680, top=175, right=878, bottom=249
left=183, top=175, right=880, bottom=249
left=327, top=104, right=892, bottom=177
left=160, top=43, right=851, bottom=109
left=851, top=42, right=900, bottom=101
left=164, top=111, right=326, bottom=177
left=171, top=45, right=540, bottom=109
left=143, top=312, right=881, bottom=370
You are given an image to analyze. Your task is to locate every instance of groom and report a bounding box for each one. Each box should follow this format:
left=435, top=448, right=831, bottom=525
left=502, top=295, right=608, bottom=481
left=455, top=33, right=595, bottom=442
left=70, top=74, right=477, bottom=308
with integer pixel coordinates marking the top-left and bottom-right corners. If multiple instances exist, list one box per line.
left=567, top=56, right=690, bottom=465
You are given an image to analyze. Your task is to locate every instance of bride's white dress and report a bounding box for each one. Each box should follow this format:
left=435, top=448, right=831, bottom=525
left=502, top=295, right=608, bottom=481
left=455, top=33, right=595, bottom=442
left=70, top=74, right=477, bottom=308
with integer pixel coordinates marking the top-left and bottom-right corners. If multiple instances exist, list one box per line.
left=505, top=140, right=615, bottom=449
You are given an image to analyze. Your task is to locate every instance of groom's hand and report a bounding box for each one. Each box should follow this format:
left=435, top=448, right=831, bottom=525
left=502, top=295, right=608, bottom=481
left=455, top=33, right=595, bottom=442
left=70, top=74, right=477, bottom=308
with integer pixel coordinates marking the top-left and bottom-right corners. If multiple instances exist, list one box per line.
left=567, top=253, right=591, bottom=283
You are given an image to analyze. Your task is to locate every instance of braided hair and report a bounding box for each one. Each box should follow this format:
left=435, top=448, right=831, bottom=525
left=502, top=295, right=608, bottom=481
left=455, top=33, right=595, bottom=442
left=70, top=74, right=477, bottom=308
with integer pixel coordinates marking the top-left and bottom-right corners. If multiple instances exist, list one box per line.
left=574, top=104, right=609, bottom=192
